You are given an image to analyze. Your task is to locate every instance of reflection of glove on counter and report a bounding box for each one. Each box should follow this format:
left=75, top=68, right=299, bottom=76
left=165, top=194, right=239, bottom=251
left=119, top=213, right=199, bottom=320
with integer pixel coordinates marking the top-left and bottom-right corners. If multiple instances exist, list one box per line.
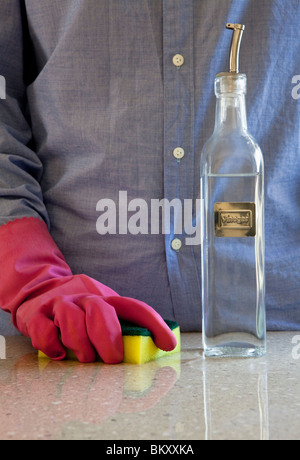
left=39, top=320, right=181, bottom=364
left=0, top=217, right=177, bottom=363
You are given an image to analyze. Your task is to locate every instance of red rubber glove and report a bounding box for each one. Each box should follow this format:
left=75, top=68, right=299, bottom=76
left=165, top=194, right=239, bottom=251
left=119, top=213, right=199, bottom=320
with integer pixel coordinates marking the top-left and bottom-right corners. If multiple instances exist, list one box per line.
left=0, top=217, right=177, bottom=363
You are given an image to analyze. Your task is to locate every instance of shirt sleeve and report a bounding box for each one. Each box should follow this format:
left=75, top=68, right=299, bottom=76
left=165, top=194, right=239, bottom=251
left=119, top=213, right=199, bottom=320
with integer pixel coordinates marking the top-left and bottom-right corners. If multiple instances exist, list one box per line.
left=0, top=0, right=49, bottom=228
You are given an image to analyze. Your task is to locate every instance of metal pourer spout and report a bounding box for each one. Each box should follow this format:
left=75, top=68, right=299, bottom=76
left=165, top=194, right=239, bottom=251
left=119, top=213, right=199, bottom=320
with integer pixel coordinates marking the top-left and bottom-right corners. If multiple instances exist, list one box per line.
left=226, top=23, right=245, bottom=73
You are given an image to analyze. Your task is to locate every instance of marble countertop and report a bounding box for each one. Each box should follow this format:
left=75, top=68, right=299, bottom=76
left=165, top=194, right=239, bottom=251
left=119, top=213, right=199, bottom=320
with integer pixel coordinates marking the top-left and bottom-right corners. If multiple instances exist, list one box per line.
left=0, top=332, right=299, bottom=440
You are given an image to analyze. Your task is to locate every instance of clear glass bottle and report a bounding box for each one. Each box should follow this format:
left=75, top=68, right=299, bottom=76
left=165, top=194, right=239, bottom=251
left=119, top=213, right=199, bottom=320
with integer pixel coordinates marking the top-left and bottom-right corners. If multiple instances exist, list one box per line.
left=200, top=24, right=266, bottom=357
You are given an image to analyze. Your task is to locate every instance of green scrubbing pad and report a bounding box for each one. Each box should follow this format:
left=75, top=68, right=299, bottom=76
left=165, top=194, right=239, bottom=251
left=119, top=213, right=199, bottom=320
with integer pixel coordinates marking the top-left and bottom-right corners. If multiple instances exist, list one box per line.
left=38, top=319, right=180, bottom=364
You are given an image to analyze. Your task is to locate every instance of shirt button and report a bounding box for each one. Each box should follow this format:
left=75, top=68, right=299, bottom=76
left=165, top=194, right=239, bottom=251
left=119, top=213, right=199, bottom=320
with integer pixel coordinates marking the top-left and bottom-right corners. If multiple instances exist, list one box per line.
left=172, top=54, right=184, bottom=68
left=171, top=238, right=182, bottom=251
left=173, top=147, right=185, bottom=160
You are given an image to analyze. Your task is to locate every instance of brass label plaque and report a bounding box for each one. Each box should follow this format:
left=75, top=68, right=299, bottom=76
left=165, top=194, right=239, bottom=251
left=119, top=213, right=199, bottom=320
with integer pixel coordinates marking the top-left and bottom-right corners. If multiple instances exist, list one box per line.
left=214, top=202, right=256, bottom=237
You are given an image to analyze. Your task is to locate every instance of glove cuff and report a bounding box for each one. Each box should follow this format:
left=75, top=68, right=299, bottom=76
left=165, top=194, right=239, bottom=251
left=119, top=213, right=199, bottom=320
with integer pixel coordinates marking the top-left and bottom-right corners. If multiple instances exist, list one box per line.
left=0, top=217, right=72, bottom=324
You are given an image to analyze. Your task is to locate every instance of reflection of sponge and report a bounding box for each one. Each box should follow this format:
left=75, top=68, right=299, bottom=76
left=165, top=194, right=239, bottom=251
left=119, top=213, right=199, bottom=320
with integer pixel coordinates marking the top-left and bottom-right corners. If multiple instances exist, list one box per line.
left=38, top=319, right=180, bottom=364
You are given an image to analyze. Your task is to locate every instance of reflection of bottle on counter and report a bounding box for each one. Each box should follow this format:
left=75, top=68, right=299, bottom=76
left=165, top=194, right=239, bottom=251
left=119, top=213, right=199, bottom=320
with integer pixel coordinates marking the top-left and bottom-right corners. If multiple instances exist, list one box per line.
left=202, top=359, right=269, bottom=440
left=200, top=23, right=266, bottom=357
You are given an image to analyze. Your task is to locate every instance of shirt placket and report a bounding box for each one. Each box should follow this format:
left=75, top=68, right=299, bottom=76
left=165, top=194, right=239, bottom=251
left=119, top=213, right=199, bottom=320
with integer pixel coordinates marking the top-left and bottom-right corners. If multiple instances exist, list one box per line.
left=163, top=0, right=201, bottom=329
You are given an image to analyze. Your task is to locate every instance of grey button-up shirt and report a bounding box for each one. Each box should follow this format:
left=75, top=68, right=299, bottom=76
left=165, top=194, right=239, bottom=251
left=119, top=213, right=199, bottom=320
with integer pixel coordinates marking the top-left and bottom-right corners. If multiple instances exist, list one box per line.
left=0, top=0, right=300, bottom=334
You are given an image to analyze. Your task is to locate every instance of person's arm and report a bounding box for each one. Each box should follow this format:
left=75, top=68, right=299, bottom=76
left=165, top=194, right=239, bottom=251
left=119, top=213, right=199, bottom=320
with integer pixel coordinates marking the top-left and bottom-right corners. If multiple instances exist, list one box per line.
left=0, top=0, right=48, bottom=226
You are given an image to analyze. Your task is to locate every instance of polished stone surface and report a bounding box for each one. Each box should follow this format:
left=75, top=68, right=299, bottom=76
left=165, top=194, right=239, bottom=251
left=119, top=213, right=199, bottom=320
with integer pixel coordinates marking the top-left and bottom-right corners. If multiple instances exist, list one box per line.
left=0, top=332, right=299, bottom=440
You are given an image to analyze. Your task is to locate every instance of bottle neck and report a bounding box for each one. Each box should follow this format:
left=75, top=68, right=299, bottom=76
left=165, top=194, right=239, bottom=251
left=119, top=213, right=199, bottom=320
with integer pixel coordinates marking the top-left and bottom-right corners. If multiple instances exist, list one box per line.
left=214, top=93, right=248, bottom=133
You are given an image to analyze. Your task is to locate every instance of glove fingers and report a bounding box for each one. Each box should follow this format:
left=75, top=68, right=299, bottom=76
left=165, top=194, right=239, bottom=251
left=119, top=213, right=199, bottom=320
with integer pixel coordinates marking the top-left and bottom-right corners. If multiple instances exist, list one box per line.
left=26, top=313, right=66, bottom=360
left=84, top=296, right=123, bottom=364
left=103, top=296, right=177, bottom=352
left=54, top=300, right=96, bottom=363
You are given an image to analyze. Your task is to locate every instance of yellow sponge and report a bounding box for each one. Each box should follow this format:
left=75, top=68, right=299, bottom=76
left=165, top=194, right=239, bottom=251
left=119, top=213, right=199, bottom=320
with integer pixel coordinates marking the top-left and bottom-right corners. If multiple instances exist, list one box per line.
left=38, top=319, right=180, bottom=364
left=122, top=320, right=180, bottom=364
